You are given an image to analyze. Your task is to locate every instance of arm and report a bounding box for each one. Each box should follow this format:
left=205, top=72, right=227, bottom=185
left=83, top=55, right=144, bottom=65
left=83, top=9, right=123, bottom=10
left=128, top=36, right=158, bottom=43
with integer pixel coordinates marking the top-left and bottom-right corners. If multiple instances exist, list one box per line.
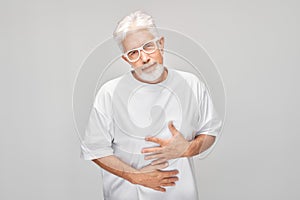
left=91, top=155, right=179, bottom=192
left=181, top=134, right=215, bottom=157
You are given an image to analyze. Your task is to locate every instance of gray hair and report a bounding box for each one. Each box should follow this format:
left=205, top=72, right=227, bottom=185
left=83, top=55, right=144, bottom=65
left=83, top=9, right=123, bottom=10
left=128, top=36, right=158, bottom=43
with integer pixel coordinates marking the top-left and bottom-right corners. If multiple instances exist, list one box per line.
left=113, top=10, right=160, bottom=52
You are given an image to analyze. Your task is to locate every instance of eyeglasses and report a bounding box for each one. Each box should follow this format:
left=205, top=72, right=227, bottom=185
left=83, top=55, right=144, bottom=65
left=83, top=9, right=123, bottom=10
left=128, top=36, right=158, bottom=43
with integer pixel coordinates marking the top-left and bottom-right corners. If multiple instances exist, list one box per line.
left=123, top=37, right=160, bottom=63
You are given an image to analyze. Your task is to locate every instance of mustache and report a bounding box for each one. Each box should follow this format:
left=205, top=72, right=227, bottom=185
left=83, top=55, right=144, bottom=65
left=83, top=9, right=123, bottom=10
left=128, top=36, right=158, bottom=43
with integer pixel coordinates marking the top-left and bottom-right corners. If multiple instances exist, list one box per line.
left=134, top=62, right=157, bottom=71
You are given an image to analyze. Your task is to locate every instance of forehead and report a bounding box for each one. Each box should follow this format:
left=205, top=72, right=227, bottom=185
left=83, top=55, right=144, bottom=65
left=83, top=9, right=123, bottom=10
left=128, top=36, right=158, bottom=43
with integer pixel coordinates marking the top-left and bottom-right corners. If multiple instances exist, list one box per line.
left=122, top=29, right=155, bottom=52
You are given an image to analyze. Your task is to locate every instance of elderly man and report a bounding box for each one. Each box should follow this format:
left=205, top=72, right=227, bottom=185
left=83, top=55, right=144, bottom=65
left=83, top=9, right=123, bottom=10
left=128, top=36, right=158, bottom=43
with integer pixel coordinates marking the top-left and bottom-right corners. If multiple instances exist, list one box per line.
left=80, top=10, right=222, bottom=200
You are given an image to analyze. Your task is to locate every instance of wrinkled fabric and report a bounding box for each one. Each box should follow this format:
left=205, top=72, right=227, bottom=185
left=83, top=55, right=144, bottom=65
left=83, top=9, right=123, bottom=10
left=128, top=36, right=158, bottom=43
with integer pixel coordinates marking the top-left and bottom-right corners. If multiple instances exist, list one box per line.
left=80, top=68, right=222, bottom=200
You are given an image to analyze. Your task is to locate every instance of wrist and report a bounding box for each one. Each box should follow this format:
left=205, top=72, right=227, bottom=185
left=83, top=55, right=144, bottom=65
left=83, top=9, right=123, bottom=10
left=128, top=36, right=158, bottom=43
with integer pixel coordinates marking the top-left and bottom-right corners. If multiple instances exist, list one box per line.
left=182, top=139, right=201, bottom=158
left=121, top=168, right=140, bottom=184
left=181, top=141, right=193, bottom=157
left=126, top=170, right=143, bottom=185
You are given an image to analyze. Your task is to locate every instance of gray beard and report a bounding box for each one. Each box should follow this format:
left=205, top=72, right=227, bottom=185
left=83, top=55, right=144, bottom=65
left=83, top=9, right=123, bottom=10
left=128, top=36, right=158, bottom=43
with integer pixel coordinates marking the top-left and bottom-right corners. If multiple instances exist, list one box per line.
left=134, top=62, right=165, bottom=82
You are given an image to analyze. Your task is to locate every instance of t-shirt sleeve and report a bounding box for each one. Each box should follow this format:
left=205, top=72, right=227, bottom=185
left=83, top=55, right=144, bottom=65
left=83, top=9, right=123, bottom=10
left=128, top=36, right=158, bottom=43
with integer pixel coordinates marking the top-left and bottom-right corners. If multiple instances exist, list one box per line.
left=195, top=81, right=222, bottom=137
left=80, top=85, right=114, bottom=160
left=194, top=80, right=223, bottom=159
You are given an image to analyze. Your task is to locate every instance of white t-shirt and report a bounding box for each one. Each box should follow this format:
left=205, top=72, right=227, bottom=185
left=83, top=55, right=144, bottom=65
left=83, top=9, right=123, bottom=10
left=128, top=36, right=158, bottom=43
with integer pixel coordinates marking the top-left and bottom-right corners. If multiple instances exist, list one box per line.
left=80, top=68, right=222, bottom=200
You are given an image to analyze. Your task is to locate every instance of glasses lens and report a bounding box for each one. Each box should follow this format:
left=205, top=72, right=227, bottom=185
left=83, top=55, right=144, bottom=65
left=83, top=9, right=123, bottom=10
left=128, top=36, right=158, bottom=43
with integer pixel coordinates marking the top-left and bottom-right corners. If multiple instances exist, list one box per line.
left=142, top=41, right=157, bottom=53
left=127, top=50, right=139, bottom=62
left=125, top=39, right=158, bottom=62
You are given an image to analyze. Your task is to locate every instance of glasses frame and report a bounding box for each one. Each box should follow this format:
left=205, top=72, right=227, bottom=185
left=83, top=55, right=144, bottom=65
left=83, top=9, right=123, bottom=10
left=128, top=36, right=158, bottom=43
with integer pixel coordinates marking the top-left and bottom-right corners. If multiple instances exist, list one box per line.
left=123, top=37, right=161, bottom=63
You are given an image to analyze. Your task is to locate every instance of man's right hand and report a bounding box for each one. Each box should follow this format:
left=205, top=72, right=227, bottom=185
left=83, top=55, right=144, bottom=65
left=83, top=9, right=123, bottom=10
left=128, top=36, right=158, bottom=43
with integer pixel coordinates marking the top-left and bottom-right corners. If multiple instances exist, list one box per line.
left=129, top=162, right=179, bottom=192
left=93, top=156, right=179, bottom=192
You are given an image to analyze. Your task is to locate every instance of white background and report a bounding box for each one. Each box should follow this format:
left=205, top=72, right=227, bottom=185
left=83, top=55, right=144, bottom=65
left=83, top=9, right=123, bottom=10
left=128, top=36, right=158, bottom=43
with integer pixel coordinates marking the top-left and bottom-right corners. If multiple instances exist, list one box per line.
left=1, top=0, right=299, bottom=199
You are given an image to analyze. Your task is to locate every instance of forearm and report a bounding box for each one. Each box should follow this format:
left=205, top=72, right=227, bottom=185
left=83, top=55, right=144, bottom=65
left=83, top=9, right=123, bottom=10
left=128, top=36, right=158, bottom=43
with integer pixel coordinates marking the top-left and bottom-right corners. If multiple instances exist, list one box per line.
left=92, top=155, right=179, bottom=192
left=92, top=155, right=138, bottom=183
left=182, top=134, right=216, bottom=157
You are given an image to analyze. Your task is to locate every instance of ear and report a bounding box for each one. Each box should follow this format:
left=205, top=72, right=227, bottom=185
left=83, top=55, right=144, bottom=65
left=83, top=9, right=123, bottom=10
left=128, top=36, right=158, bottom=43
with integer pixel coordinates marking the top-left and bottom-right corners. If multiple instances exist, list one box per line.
left=157, top=37, right=165, bottom=55
left=158, top=37, right=165, bottom=50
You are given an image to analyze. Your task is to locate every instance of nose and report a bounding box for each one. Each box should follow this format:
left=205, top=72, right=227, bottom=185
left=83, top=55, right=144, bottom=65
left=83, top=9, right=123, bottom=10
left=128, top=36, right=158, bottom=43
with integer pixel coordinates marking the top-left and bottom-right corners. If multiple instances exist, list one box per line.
left=140, top=50, right=150, bottom=64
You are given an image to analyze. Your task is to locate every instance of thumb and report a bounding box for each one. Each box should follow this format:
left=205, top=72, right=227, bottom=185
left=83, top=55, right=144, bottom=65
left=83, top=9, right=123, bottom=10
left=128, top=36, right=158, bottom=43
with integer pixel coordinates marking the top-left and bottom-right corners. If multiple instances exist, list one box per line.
left=140, top=162, right=169, bottom=172
left=168, top=121, right=178, bottom=136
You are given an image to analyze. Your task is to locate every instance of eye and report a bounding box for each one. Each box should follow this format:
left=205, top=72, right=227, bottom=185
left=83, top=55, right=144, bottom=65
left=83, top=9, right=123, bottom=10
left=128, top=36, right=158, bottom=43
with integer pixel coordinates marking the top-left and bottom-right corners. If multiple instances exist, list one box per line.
left=143, top=41, right=156, bottom=52
left=127, top=50, right=138, bottom=57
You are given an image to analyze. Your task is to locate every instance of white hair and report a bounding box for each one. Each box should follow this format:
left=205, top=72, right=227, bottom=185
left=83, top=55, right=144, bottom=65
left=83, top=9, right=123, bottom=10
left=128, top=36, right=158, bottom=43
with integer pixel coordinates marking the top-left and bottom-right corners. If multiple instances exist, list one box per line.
left=113, top=10, right=160, bottom=52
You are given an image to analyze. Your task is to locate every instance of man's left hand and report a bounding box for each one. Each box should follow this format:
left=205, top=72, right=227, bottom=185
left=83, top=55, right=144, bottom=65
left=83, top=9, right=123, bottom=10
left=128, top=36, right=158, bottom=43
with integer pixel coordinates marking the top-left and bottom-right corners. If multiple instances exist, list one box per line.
left=141, top=121, right=190, bottom=165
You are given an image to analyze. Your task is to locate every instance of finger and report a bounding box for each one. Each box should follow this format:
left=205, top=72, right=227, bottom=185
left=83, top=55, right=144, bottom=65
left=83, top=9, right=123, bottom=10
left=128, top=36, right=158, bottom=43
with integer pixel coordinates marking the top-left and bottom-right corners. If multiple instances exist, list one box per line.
left=154, top=187, right=166, bottom=192
left=145, top=137, right=164, bottom=145
left=160, top=169, right=179, bottom=177
left=161, top=182, right=176, bottom=187
left=140, top=162, right=168, bottom=172
left=151, top=158, right=168, bottom=165
left=141, top=147, right=162, bottom=154
left=144, top=153, right=163, bottom=161
left=168, top=121, right=179, bottom=136
left=161, top=177, right=179, bottom=184
left=153, top=161, right=169, bottom=169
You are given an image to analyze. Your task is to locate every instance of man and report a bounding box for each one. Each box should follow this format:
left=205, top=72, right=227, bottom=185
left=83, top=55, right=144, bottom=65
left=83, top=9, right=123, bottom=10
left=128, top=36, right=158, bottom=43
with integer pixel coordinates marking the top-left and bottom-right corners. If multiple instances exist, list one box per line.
left=80, top=10, right=222, bottom=200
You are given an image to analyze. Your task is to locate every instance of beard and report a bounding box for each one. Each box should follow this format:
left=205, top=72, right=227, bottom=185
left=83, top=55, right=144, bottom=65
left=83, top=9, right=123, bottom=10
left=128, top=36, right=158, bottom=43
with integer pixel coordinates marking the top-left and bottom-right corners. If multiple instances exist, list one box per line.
left=132, top=62, right=165, bottom=82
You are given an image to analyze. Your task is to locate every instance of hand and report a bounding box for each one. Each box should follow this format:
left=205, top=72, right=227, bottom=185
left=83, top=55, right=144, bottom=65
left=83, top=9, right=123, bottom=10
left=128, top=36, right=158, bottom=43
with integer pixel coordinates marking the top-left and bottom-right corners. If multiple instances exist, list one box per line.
left=141, top=121, right=190, bottom=165
left=130, top=162, right=179, bottom=192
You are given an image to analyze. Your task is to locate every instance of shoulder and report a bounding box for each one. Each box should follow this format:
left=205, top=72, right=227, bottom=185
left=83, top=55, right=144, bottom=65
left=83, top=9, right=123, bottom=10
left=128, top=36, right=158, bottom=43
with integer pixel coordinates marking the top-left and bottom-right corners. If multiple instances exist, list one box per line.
left=171, top=69, right=206, bottom=88
left=96, top=75, right=125, bottom=97
left=169, top=69, right=210, bottom=104
left=93, top=74, right=126, bottom=109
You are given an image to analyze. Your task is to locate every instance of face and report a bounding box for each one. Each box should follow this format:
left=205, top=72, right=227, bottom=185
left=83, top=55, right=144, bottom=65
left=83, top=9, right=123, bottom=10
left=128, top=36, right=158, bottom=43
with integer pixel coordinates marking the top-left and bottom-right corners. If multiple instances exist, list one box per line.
left=121, top=29, right=164, bottom=69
